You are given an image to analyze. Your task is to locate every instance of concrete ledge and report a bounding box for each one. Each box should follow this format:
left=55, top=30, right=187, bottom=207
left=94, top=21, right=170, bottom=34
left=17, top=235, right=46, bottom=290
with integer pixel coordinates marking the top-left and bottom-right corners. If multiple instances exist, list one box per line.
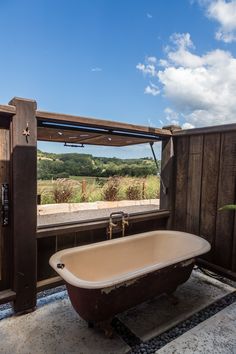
left=37, top=199, right=160, bottom=215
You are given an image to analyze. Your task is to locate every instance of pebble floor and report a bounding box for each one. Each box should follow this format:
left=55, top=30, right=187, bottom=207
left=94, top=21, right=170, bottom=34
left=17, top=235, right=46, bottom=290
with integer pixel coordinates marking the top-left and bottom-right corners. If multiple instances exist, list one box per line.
left=0, top=269, right=236, bottom=354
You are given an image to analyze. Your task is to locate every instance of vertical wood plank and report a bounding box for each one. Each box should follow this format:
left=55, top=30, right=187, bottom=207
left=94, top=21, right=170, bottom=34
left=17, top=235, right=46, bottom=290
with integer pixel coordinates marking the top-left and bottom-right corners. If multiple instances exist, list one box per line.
left=215, top=132, right=236, bottom=269
left=57, top=233, right=76, bottom=251
left=232, top=215, right=236, bottom=271
left=10, top=97, right=37, bottom=313
left=37, top=237, right=57, bottom=280
left=200, top=134, right=221, bottom=261
left=173, top=136, right=189, bottom=231
left=0, top=123, right=10, bottom=286
left=186, top=135, right=203, bottom=235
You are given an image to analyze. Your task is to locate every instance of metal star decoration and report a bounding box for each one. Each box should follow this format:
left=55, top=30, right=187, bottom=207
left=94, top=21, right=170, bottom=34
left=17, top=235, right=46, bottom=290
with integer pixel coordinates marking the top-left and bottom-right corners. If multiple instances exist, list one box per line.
left=22, top=123, right=30, bottom=143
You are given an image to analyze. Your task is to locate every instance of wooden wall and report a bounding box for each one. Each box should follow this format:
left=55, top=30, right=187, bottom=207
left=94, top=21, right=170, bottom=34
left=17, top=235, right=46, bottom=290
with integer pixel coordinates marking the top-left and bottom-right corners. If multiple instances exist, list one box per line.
left=0, top=117, right=11, bottom=292
left=173, top=129, right=236, bottom=278
left=2, top=96, right=236, bottom=307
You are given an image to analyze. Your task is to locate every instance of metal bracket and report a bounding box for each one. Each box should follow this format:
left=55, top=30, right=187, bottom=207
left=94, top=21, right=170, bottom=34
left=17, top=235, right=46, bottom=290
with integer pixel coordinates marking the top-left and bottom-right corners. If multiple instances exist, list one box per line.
left=149, top=142, right=167, bottom=195
left=1, top=183, right=9, bottom=226
left=64, top=142, right=85, bottom=148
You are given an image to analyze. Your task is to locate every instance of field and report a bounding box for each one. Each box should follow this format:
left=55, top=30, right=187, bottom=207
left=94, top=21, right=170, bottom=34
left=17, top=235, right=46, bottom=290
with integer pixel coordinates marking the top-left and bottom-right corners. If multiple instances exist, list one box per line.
left=37, top=175, right=160, bottom=204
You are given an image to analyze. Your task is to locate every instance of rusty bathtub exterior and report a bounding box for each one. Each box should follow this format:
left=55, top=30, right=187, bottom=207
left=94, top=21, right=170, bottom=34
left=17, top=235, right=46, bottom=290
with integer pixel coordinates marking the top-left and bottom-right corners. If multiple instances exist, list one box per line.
left=49, top=230, right=210, bottom=324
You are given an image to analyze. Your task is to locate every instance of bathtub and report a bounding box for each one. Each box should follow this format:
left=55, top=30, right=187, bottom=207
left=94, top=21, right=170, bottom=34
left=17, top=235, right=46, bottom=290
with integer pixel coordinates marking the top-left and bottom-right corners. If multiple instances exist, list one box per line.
left=50, top=230, right=210, bottom=327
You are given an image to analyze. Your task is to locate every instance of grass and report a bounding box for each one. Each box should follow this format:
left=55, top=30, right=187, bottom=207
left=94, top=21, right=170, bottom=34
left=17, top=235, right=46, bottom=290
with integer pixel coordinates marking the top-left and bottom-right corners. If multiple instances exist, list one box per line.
left=37, top=175, right=160, bottom=204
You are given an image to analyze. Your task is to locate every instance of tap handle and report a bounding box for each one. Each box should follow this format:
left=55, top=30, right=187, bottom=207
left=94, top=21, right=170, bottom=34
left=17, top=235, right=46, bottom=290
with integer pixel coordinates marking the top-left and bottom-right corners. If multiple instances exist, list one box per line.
left=110, top=221, right=117, bottom=227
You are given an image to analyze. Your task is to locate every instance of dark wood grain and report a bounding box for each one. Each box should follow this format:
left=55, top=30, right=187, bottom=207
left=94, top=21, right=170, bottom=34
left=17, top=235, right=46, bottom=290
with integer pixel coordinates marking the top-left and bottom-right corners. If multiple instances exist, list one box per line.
left=200, top=134, right=221, bottom=261
left=232, top=212, right=236, bottom=271
left=160, top=137, right=174, bottom=212
left=197, top=258, right=236, bottom=281
left=0, top=289, right=16, bottom=304
left=0, top=104, right=16, bottom=116
left=173, top=123, right=236, bottom=136
left=186, top=135, right=203, bottom=234
left=215, top=132, right=236, bottom=269
left=37, top=237, right=57, bottom=281
left=9, top=97, right=38, bottom=313
left=0, top=121, right=11, bottom=291
left=173, top=136, right=189, bottom=231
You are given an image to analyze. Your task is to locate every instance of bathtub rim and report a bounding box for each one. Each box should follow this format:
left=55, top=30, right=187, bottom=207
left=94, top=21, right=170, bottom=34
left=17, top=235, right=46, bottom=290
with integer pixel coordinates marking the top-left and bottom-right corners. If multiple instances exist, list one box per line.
left=49, top=230, right=210, bottom=289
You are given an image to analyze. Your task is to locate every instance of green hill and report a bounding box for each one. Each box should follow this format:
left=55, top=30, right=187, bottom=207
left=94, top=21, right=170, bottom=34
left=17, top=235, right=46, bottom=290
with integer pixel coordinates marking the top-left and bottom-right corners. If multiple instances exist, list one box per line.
left=37, top=150, right=159, bottom=180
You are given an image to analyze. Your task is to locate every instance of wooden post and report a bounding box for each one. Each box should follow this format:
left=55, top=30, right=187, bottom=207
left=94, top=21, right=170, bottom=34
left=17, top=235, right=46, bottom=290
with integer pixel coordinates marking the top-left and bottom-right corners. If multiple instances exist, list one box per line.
left=0, top=118, right=10, bottom=288
left=9, top=97, right=37, bottom=314
left=160, top=125, right=181, bottom=227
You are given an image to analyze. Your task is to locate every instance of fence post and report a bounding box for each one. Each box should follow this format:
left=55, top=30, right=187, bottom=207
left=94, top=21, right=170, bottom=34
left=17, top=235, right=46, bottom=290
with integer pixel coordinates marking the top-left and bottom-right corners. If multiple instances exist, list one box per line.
left=9, top=97, right=37, bottom=314
left=160, top=125, right=181, bottom=227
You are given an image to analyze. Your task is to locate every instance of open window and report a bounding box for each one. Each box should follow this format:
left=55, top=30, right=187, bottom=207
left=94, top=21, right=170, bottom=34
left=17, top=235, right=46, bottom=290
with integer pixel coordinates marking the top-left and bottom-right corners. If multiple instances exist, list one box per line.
left=36, top=110, right=171, bottom=230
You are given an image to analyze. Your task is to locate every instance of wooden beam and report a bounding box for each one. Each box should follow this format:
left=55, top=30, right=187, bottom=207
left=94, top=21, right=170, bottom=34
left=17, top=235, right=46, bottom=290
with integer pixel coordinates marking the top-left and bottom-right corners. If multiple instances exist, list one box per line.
left=0, top=104, right=16, bottom=116
left=36, top=110, right=171, bottom=138
left=37, top=276, right=63, bottom=292
left=37, top=211, right=170, bottom=238
left=173, top=123, right=236, bottom=136
left=197, top=258, right=236, bottom=281
left=37, top=126, right=159, bottom=146
left=10, top=97, right=37, bottom=314
left=0, top=289, right=16, bottom=305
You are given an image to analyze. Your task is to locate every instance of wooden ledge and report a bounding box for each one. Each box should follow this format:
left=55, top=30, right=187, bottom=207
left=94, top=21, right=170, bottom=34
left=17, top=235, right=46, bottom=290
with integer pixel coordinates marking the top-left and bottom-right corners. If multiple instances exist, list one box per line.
left=0, top=104, right=16, bottom=116
left=0, top=289, right=16, bottom=305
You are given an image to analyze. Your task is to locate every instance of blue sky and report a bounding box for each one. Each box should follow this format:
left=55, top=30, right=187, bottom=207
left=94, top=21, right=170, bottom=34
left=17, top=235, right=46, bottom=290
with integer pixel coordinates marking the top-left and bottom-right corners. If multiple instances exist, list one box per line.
left=1, top=0, right=236, bottom=157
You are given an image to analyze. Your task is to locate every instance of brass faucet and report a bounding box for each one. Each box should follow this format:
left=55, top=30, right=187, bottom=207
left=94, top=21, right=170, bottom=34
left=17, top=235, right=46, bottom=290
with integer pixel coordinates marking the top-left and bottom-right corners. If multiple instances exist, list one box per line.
left=107, top=211, right=129, bottom=239
left=108, top=220, right=117, bottom=240
left=122, top=214, right=129, bottom=237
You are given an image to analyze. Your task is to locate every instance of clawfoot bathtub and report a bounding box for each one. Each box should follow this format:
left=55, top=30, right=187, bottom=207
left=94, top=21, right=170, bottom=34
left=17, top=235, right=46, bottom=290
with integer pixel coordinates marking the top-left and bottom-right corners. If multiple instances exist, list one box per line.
left=50, top=230, right=210, bottom=329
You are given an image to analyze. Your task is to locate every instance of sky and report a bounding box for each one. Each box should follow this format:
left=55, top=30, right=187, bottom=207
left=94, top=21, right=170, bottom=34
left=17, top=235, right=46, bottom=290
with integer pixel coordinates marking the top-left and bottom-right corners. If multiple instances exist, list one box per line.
left=1, top=0, right=236, bottom=158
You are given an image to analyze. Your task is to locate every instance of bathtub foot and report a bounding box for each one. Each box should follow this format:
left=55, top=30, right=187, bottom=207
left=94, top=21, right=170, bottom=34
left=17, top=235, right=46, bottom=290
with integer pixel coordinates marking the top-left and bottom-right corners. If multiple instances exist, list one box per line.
left=98, top=320, right=114, bottom=338
left=88, top=321, right=94, bottom=328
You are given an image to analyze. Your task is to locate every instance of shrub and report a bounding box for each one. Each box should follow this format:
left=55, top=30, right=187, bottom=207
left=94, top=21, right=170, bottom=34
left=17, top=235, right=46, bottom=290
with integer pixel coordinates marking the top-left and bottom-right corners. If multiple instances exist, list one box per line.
left=145, top=175, right=160, bottom=199
left=40, top=191, right=54, bottom=204
left=125, top=181, right=142, bottom=200
left=52, top=178, right=75, bottom=203
left=55, top=172, right=70, bottom=179
left=103, top=177, right=120, bottom=201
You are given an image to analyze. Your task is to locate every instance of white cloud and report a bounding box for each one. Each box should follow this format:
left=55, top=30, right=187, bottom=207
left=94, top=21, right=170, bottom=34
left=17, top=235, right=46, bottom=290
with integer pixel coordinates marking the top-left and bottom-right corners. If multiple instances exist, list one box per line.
left=144, top=82, right=160, bottom=96
left=136, top=57, right=158, bottom=76
left=137, top=32, right=236, bottom=127
left=159, top=59, right=169, bottom=67
left=147, top=13, right=153, bottom=18
left=170, top=32, right=194, bottom=49
left=164, top=107, right=180, bottom=126
left=200, top=0, right=236, bottom=42
left=147, top=56, right=157, bottom=64
left=91, top=67, right=102, bottom=72
left=182, top=122, right=195, bottom=129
